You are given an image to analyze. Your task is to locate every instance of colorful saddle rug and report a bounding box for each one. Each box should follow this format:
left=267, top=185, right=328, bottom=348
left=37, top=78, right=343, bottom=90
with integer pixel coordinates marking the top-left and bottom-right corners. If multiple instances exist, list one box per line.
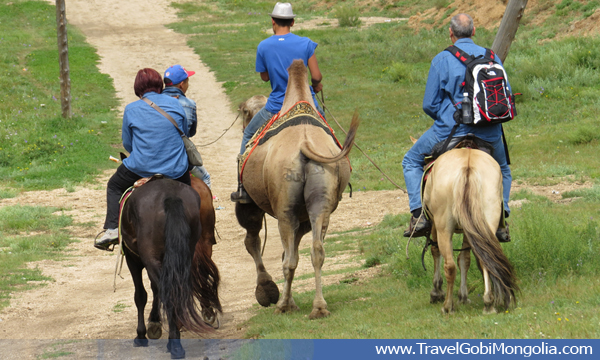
left=239, top=101, right=343, bottom=178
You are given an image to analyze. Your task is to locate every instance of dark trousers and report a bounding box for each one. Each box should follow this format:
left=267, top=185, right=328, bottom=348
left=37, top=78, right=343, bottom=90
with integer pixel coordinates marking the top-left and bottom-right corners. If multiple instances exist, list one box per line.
left=103, top=164, right=191, bottom=229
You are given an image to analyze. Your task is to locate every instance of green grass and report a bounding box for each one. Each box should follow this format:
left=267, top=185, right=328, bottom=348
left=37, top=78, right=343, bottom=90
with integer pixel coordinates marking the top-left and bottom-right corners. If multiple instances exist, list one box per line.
left=240, top=197, right=600, bottom=339
left=0, top=0, right=121, bottom=191
left=168, top=0, right=600, bottom=191
left=0, top=205, right=75, bottom=310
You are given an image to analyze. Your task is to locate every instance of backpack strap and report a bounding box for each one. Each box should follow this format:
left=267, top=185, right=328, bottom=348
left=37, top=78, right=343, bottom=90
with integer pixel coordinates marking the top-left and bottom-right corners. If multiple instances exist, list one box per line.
left=445, top=45, right=475, bottom=66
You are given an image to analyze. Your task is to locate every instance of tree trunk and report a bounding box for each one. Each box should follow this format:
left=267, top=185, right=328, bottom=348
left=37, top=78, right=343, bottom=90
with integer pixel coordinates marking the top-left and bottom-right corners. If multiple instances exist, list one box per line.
left=491, top=0, right=528, bottom=63
left=56, top=0, right=72, bottom=118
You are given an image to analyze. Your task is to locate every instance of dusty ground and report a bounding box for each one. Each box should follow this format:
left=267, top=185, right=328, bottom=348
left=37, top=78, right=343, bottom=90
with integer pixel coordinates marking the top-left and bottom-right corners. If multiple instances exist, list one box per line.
left=0, top=1, right=594, bottom=359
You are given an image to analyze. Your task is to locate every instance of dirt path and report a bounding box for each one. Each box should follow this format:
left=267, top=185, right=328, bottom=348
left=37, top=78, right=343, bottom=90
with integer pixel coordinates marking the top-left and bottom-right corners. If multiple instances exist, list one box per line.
left=0, top=0, right=410, bottom=353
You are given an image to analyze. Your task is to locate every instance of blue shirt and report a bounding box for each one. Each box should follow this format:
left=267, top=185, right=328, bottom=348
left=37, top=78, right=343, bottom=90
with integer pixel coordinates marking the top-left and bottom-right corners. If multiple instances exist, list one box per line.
left=256, top=33, right=319, bottom=113
left=162, top=86, right=198, bottom=137
left=122, top=92, right=190, bottom=178
left=422, top=38, right=511, bottom=142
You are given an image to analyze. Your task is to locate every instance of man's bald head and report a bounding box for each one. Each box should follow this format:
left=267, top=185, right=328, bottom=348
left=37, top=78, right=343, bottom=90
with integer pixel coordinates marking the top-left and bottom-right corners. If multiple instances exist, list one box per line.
left=450, top=13, right=474, bottom=39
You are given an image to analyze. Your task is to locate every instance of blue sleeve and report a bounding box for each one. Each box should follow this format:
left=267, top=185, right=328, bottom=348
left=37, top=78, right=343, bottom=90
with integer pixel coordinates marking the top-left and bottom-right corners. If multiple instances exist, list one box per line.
left=256, top=43, right=267, bottom=73
left=423, top=62, right=443, bottom=120
left=306, top=39, right=318, bottom=61
left=122, top=109, right=133, bottom=153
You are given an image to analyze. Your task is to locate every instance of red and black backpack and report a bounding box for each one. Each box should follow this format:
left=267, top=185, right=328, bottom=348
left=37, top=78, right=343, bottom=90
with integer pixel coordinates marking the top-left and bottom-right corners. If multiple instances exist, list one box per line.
left=446, top=45, right=517, bottom=126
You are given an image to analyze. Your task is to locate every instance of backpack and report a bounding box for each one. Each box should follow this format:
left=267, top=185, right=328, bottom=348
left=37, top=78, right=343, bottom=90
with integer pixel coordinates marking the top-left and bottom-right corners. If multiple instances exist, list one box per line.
left=445, top=45, right=517, bottom=126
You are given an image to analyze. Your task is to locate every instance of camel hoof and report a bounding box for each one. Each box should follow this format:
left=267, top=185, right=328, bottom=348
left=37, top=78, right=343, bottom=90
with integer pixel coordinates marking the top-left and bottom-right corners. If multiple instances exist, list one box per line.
left=255, top=281, right=279, bottom=307
left=147, top=321, right=162, bottom=339
left=430, top=294, right=445, bottom=303
left=133, top=338, right=148, bottom=347
left=309, top=308, right=331, bottom=319
left=273, top=304, right=300, bottom=314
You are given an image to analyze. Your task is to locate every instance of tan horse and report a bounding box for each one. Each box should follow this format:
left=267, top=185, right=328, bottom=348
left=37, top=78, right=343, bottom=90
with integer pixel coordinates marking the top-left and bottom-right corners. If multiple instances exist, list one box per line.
left=423, top=148, right=518, bottom=314
left=235, top=59, right=359, bottom=319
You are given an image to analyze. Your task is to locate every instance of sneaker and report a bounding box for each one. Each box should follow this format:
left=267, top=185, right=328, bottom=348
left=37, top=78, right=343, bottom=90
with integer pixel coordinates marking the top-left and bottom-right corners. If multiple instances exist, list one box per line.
left=94, top=228, right=119, bottom=251
left=496, top=223, right=511, bottom=243
left=403, top=215, right=431, bottom=238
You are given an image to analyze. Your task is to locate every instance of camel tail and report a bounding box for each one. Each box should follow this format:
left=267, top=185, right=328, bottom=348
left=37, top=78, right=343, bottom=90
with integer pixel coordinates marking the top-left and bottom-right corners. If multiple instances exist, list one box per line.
left=300, top=111, right=359, bottom=163
left=452, top=161, right=519, bottom=309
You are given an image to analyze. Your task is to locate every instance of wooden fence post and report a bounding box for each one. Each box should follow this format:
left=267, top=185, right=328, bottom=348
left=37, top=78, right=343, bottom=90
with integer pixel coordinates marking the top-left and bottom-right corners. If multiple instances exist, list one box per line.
left=491, top=0, right=529, bottom=63
left=55, top=0, right=72, bottom=118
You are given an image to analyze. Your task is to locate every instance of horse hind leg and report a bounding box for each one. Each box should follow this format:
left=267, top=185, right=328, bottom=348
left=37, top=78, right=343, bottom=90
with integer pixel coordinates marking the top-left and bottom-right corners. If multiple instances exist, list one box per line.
left=429, top=240, right=445, bottom=304
left=482, top=267, right=497, bottom=315
left=125, top=256, right=149, bottom=347
left=146, top=266, right=162, bottom=340
left=437, top=229, right=456, bottom=314
left=457, top=237, right=471, bottom=305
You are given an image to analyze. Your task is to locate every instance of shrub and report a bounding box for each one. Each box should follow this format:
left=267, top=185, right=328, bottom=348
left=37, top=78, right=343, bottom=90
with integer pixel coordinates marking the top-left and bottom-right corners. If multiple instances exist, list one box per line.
left=334, top=6, right=362, bottom=28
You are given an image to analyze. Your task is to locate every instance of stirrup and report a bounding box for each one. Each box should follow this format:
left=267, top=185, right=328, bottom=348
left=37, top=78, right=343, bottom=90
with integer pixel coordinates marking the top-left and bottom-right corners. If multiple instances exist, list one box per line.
left=94, top=231, right=119, bottom=251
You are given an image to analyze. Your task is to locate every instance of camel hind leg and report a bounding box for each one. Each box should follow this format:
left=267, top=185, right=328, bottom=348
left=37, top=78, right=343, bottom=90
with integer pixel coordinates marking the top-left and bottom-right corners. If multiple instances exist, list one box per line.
left=235, top=202, right=279, bottom=307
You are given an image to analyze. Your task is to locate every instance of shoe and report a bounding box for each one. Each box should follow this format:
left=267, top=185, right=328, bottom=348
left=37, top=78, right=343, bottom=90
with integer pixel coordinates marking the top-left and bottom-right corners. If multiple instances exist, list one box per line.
left=496, top=223, right=511, bottom=243
left=403, top=216, right=431, bottom=238
left=94, top=228, right=119, bottom=251
left=230, top=184, right=252, bottom=204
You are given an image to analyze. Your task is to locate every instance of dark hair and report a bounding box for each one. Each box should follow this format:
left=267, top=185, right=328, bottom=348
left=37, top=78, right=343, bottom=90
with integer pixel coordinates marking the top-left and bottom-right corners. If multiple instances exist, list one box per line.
left=134, top=68, right=163, bottom=97
left=164, top=77, right=188, bottom=87
left=272, top=17, right=294, bottom=27
left=450, top=13, right=474, bottom=39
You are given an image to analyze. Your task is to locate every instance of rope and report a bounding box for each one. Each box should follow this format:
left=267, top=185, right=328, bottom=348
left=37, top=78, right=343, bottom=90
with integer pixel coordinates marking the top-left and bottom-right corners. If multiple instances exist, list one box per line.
left=197, top=113, right=240, bottom=147
left=317, top=92, right=406, bottom=193
left=260, top=214, right=268, bottom=257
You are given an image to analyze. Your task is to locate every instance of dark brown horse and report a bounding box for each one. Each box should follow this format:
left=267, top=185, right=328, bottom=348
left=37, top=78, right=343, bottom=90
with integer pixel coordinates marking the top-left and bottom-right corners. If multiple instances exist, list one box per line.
left=120, top=179, right=221, bottom=359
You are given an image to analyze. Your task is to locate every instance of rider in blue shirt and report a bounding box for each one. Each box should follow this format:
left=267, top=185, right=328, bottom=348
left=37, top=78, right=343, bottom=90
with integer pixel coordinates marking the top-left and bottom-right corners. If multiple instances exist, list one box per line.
left=163, top=65, right=212, bottom=189
left=402, top=13, right=512, bottom=242
left=230, top=2, right=325, bottom=203
left=96, top=68, right=192, bottom=251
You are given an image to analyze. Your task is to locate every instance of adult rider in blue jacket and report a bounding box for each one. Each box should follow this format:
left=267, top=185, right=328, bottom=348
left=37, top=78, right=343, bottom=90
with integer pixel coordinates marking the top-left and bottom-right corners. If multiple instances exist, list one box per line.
left=95, top=68, right=191, bottom=250
left=401, top=13, right=512, bottom=242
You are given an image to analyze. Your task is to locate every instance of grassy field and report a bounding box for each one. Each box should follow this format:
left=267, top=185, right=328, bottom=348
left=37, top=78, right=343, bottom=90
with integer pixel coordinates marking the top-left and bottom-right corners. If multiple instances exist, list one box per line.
left=0, top=205, right=75, bottom=310
left=165, top=0, right=600, bottom=340
left=0, top=0, right=121, bottom=191
left=168, top=0, right=600, bottom=192
left=0, top=1, right=119, bottom=309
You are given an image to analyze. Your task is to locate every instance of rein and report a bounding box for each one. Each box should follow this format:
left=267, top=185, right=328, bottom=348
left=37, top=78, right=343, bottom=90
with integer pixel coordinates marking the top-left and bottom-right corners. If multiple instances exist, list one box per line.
left=317, top=91, right=406, bottom=193
left=197, top=112, right=240, bottom=148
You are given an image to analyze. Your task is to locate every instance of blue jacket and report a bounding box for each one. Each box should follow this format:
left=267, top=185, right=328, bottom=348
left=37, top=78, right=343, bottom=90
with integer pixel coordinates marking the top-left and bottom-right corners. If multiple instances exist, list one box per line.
left=162, top=86, right=198, bottom=137
left=122, top=92, right=189, bottom=178
left=423, top=38, right=511, bottom=142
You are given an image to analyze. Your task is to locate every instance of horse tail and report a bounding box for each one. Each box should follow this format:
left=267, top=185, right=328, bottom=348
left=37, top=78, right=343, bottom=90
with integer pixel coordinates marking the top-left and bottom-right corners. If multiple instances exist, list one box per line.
left=300, top=111, right=360, bottom=163
left=161, top=197, right=211, bottom=334
left=192, top=245, right=222, bottom=314
left=452, top=161, right=519, bottom=309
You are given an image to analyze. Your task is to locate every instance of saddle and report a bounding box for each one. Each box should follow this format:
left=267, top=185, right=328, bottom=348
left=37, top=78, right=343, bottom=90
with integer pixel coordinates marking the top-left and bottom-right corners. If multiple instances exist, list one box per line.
left=239, top=101, right=342, bottom=179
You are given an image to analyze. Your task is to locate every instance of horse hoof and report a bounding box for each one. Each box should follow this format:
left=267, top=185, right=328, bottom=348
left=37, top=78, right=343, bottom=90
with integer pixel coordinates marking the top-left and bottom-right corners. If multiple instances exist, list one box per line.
left=430, top=294, right=445, bottom=303
left=309, top=308, right=331, bottom=319
left=274, top=303, right=300, bottom=314
left=483, top=306, right=497, bottom=315
left=255, top=281, right=279, bottom=307
left=202, top=307, right=220, bottom=329
left=133, top=338, right=148, bottom=347
left=147, top=321, right=162, bottom=339
left=458, top=297, right=471, bottom=305
left=167, top=339, right=186, bottom=359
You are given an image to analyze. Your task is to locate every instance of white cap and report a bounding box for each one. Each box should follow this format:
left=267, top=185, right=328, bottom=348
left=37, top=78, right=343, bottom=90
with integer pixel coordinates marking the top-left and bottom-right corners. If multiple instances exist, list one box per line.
left=269, top=2, right=296, bottom=19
